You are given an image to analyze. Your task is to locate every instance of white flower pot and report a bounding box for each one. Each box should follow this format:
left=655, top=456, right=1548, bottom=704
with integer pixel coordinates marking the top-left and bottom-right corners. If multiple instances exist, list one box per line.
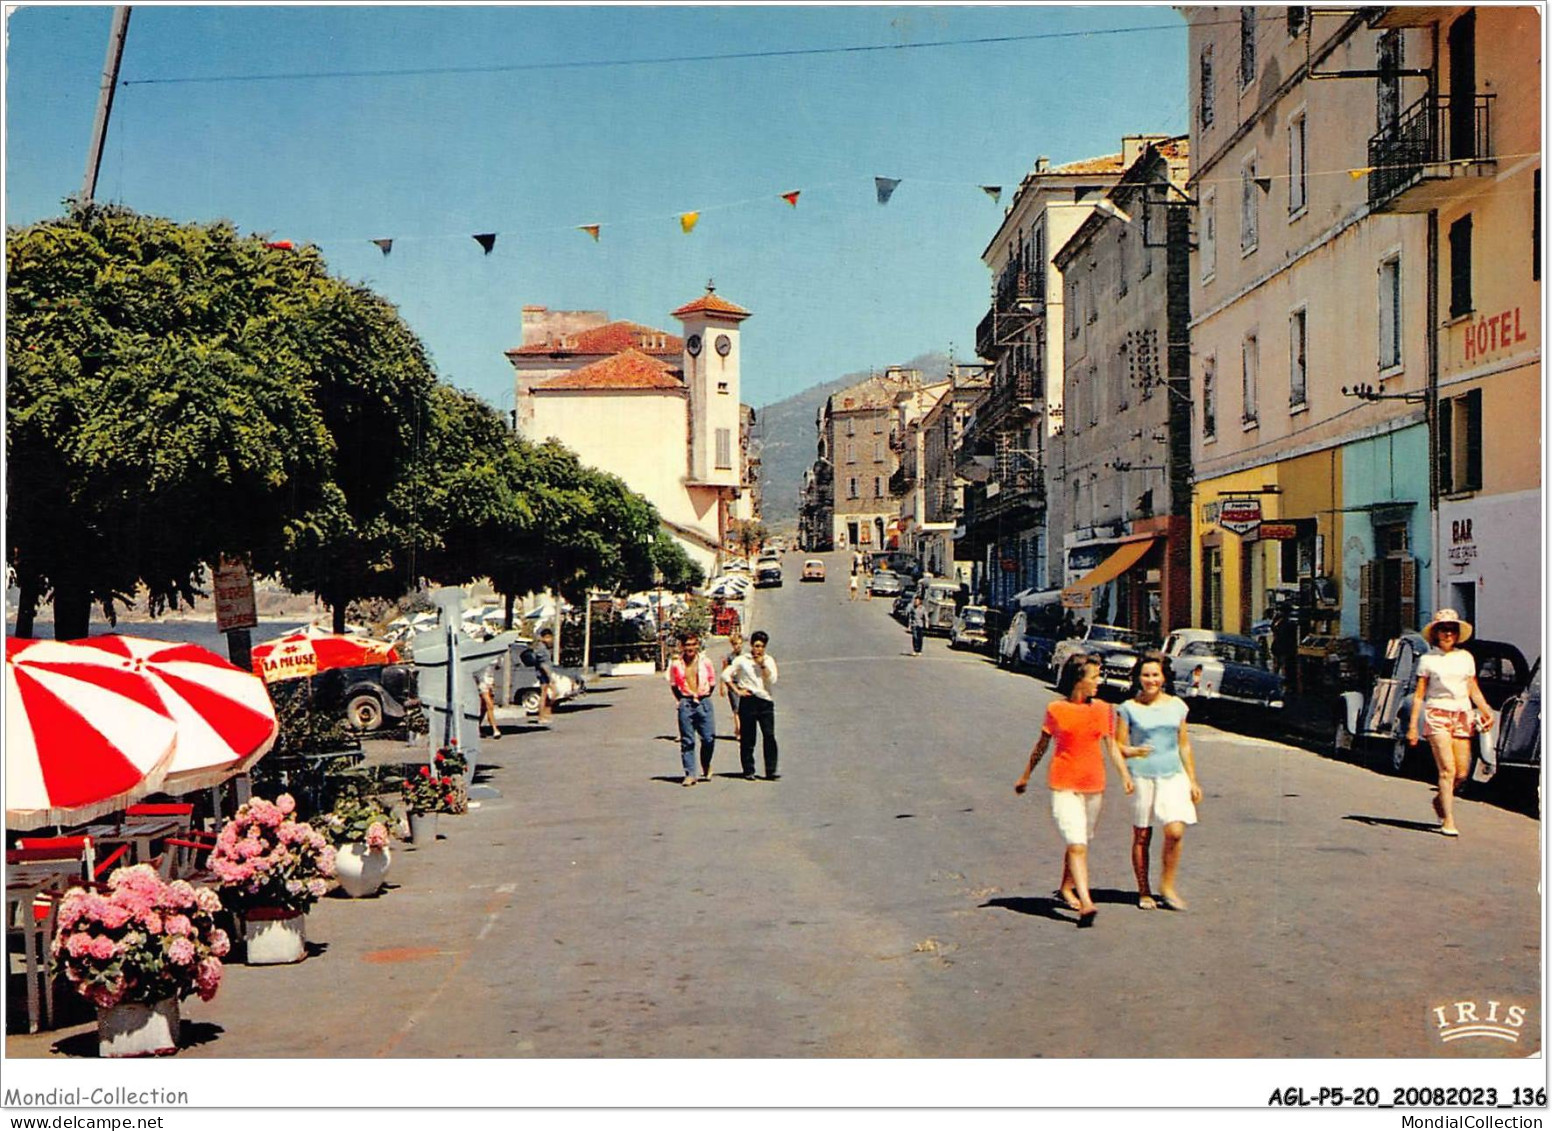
left=334, top=843, right=392, bottom=898
left=408, top=811, right=439, bottom=845
left=97, top=998, right=180, bottom=1058
left=243, top=909, right=307, bottom=965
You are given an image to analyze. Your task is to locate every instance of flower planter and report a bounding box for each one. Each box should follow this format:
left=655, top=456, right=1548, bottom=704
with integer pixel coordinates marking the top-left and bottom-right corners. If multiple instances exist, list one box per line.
left=97, top=998, right=180, bottom=1058
left=243, top=907, right=307, bottom=965
left=408, top=811, right=439, bottom=845
left=334, top=843, right=392, bottom=898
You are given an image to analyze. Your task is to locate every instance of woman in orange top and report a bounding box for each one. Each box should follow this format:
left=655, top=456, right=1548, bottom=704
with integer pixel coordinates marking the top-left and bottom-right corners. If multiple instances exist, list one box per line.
left=1015, top=653, right=1139, bottom=927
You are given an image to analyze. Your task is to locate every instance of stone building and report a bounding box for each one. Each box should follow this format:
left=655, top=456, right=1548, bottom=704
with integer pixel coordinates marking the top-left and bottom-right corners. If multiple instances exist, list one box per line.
left=812, top=368, right=922, bottom=552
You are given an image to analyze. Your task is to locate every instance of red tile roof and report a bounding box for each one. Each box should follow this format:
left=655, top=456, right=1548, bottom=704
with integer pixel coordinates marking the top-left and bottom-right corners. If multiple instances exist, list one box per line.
left=670, top=292, right=751, bottom=321
left=531, top=349, right=685, bottom=391
left=1051, top=152, right=1126, bottom=175
left=508, top=320, right=683, bottom=358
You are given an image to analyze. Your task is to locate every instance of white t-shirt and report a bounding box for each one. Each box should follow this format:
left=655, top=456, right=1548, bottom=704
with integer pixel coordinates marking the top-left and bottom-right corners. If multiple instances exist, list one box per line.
left=1417, top=648, right=1476, bottom=710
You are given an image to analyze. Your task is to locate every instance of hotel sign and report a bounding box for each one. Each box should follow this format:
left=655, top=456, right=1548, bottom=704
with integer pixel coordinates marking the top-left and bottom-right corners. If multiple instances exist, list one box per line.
left=1462, top=306, right=1528, bottom=363
left=1218, top=498, right=1263, bottom=536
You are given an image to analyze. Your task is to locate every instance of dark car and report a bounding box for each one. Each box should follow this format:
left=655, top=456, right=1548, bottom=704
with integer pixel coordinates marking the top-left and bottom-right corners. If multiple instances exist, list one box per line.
left=1050, top=624, right=1147, bottom=695
left=1162, top=628, right=1284, bottom=716
left=996, top=592, right=1065, bottom=676
left=307, top=662, right=419, bottom=733
left=949, top=606, right=991, bottom=652
left=1489, top=658, right=1541, bottom=793
left=755, top=561, right=784, bottom=588
left=891, top=591, right=914, bottom=622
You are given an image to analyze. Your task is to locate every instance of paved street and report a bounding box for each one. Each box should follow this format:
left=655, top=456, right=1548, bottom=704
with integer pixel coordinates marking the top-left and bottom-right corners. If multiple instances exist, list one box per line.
left=8, top=551, right=1540, bottom=1059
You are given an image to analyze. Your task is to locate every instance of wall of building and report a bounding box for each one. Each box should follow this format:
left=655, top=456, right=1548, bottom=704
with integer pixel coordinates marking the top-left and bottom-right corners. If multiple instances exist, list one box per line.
left=1437, top=489, right=1541, bottom=663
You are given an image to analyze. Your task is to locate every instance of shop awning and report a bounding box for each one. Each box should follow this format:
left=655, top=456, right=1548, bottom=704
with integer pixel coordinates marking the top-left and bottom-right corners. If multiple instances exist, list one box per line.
left=1061, top=539, right=1156, bottom=607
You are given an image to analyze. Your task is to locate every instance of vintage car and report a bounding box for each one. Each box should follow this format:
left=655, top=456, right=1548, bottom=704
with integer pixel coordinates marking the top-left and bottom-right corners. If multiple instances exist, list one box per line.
left=868, top=569, right=906, bottom=597
left=913, top=577, right=962, bottom=635
left=948, top=605, right=991, bottom=652
left=308, top=662, right=419, bottom=733
left=996, top=590, right=1066, bottom=676
left=1162, top=628, right=1284, bottom=715
left=506, top=642, right=588, bottom=715
left=1049, top=624, right=1146, bottom=694
left=1487, top=657, right=1541, bottom=790
left=800, top=558, right=826, bottom=582
left=1335, top=633, right=1531, bottom=773
left=891, top=590, right=914, bottom=621
left=755, top=561, right=784, bottom=588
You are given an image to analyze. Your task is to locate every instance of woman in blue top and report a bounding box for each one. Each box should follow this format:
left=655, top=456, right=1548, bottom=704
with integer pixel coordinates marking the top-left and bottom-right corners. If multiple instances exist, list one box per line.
left=1114, top=652, right=1202, bottom=911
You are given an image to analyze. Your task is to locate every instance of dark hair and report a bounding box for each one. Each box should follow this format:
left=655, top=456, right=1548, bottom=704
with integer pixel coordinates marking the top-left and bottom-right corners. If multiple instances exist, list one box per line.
left=539, top=627, right=554, bottom=639
left=678, top=631, right=700, bottom=644
left=1055, top=652, right=1101, bottom=697
left=1128, top=650, right=1174, bottom=698
left=749, top=630, right=770, bottom=646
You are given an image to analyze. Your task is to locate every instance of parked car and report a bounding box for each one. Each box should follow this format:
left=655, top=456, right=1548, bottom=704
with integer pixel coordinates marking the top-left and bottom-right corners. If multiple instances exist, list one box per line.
left=801, top=559, right=826, bottom=582
left=311, top=662, right=419, bottom=733
left=1049, top=624, right=1147, bottom=694
left=914, top=577, right=961, bottom=635
left=869, top=569, right=906, bottom=597
left=996, top=590, right=1066, bottom=676
left=755, top=561, right=784, bottom=588
left=506, top=642, right=588, bottom=715
left=1488, top=657, right=1540, bottom=793
left=1336, top=633, right=1531, bottom=773
left=1162, top=628, right=1284, bottom=716
left=949, top=606, right=992, bottom=652
left=891, top=590, right=914, bottom=621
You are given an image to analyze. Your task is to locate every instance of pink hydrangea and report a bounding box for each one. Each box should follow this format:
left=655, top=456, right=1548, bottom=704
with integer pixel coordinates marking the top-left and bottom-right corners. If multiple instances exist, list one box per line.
left=88, top=935, right=117, bottom=961
left=166, top=937, right=197, bottom=966
left=276, top=793, right=296, bottom=816
left=195, top=887, right=222, bottom=913
left=364, top=822, right=389, bottom=850
left=209, top=928, right=231, bottom=958
left=194, top=958, right=223, bottom=1002
left=139, top=910, right=163, bottom=934
left=96, top=902, right=132, bottom=930
left=163, top=914, right=192, bottom=936
left=65, top=932, right=94, bottom=958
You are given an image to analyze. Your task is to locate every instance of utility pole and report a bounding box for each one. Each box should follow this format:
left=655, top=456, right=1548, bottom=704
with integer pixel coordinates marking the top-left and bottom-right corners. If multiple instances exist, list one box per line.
left=81, top=7, right=132, bottom=206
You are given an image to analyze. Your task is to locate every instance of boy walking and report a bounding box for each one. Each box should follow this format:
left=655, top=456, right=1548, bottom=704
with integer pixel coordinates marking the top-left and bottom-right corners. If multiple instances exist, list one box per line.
left=724, top=630, right=780, bottom=780
left=667, top=632, right=717, bottom=786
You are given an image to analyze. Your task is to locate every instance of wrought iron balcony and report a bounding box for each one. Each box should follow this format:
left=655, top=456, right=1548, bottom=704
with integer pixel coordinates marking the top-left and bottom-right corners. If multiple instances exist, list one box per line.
left=888, top=427, right=907, bottom=452
left=888, top=465, right=913, bottom=495
left=1368, top=93, right=1495, bottom=212
left=976, top=266, right=1046, bottom=359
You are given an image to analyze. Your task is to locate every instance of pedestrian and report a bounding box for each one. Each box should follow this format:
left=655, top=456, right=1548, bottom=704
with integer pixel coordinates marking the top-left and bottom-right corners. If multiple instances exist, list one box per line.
left=724, top=629, right=780, bottom=780
left=909, top=594, right=928, bottom=655
left=477, top=660, right=503, bottom=739
left=721, top=628, right=746, bottom=742
left=1405, top=609, right=1494, bottom=837
left=666, top=631, right=718, bottom=786
left=1115, top=652, right=1202, bottom=911
left=1014, top=652, right=1138, bottom=928
left=849, top=569, right=860, bottom=601
left=531, top=627, right=557, bottom=725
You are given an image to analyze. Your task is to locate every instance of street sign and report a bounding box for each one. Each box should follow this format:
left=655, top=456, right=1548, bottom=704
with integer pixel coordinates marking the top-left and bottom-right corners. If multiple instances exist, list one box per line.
left=1260, top=522, right=1299, bottom=540
left=1218, top=498, right=1263, bottom=536
left=1060, top=587, right=1093, bottom=609
left=213, top=557, right=257, bottom=632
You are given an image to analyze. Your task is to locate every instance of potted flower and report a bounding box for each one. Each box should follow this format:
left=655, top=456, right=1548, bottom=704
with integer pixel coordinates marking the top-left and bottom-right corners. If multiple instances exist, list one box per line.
left=318, top=788, right=396, bottom=898
left=400, top=755, right=461, bottom=845
left=436, top=745, right=469, bottom=814
left=50, top=865, right=229, bottom=1057
left=208, top=794, right=335, bottom=965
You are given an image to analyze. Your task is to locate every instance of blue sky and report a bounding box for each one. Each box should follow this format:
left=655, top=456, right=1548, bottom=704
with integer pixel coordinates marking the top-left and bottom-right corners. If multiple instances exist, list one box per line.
left=6, top=4, right=1188, bottom=411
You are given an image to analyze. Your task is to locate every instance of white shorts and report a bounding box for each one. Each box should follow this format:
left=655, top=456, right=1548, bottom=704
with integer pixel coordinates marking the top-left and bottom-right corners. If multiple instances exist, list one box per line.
left=1130, top=772, right=1199, bottom=829
left=1050, top=790, right=1103, bottom=846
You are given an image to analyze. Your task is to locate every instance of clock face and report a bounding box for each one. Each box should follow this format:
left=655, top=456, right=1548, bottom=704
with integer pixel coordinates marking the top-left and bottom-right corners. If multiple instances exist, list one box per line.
left=686, top=334, right=703, bottom=357
left=715, top=334, right=732, bottom=357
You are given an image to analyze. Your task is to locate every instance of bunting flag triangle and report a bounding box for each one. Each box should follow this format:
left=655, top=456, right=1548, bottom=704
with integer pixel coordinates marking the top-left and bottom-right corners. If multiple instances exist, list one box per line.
left=473, top=233, right=497, bottom=255
left=579, top=224, right=601, bottom=242
left=264, top=240, right=294, bottom=250
left=679, top=211, right=700, bottom=234
left=372, top=238, right=393, bottom=256
left=980, top=185, right=1003, bottom=204
left=875, top=177, right=901, bottom=205
left=781, top=191, right=801, bottom=208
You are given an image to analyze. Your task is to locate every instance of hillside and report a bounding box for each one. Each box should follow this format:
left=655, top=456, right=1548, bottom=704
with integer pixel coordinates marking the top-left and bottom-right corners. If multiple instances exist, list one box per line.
left=755, top=351, right=951, bottom=530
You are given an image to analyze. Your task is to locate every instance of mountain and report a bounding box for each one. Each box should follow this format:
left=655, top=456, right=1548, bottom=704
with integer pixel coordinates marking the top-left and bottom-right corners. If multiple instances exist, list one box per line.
left=754, top=351, right=952, bottom=531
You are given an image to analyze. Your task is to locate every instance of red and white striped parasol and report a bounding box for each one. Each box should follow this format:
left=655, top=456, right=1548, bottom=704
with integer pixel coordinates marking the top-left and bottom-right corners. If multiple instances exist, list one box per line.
left=68, top=635, right=280, bottom=792
left=4, top=637, right=179, bottom=830
left=250, top=628, right=399, bottom=684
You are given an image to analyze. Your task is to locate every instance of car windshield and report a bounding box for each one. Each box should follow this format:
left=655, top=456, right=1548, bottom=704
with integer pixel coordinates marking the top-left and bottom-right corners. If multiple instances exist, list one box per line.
left=926, top=585, right=957, bottom=600
left=961, top=610, right=985, bottom=625
left=1088, top=625, right=1140, bottom=644
left=1181, top=640, right=1266, bottom=667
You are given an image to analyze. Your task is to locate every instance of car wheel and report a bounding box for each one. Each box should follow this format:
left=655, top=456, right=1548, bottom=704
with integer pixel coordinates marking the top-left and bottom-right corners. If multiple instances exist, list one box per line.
left=1332, top=717, right=1355, bottom=761
left=346, top=692, right=385, bottom=733
left=517, top=687, right=543, bottom=714
left=1388, top=735, right=1412, bottom=775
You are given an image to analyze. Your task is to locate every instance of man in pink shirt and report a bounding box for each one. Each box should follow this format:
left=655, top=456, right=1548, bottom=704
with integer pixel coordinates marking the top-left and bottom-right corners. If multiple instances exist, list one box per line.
left=667, top=632, right=718, bottom=787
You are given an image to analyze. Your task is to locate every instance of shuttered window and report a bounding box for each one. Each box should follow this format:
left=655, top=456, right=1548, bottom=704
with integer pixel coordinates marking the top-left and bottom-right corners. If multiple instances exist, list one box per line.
left=715, top=427, right=732, bottom=469
left=1378, top=255, right=1402, bottom=369
left=1438, top=388, right=1483, bottom=493
left=1449, top=214, right=1474, bottom=318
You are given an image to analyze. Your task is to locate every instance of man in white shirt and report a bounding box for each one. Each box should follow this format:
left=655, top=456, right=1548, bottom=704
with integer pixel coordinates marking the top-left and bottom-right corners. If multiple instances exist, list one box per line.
left=724, top=630, right=780, bottom=780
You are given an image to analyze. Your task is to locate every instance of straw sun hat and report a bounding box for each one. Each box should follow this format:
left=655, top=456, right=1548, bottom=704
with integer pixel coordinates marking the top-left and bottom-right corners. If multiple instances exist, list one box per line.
left=1422, top=608, right=1474, bottom=647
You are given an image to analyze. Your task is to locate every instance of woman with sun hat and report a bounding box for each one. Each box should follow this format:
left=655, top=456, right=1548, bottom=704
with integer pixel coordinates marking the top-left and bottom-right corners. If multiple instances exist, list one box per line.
left=1405, top=609, right=1494, bottom=837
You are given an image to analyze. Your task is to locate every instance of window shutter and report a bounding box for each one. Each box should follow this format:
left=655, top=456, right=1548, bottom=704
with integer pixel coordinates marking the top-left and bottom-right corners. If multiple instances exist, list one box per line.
left=1399, top=556, right=1418, bottom=630
left=1436, top=395, right=1454, bottom=492
left=1358, top=561, right=1376, bottom=640
left=1463, top=388, right=1483, bottom=490
left=1449, top=215, right=1473, bottom=317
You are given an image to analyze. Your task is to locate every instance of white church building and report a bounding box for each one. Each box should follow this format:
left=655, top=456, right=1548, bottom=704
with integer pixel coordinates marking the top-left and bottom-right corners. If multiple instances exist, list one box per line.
left=506, top=287, right=754, bottom=577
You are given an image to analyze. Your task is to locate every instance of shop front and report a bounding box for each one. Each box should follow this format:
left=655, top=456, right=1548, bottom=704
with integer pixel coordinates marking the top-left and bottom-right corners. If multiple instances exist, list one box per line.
left=1061, top=516, right=1190, bottom=640
left=1437, top=488, right=1541, bottom=664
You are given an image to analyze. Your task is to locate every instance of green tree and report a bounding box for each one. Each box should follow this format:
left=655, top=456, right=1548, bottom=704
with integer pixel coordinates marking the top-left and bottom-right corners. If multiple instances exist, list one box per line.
left=730, top=517, right=768, bottom=559
left=6, top=204, right=336, bottom=638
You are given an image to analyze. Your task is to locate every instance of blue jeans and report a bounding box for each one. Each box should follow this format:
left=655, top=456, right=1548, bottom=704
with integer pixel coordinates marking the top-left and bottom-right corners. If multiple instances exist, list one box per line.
left=676, top=696, right=716, bottom=778
left=912, top=626, right=925, bottom=653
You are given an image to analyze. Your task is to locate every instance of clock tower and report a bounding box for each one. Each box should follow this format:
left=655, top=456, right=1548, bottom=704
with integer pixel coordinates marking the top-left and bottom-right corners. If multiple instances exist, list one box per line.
left=672, top=282, right=751, bottom=488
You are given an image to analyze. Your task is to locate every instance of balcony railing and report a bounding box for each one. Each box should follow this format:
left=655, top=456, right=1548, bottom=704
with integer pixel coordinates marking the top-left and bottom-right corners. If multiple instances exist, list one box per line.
left=1368, top=92, right=1494, bottom=210
left=888, top=466, right=913, bottom=495
left=888, top=428, right=907, bottom=452
left=976, top=265, right=1046, bottom=359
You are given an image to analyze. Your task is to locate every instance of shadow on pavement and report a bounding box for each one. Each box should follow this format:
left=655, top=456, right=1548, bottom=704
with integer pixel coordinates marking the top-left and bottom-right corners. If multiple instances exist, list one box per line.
left=48, top=1021, right=225, bottom=1058
left=1342, top=814, right=1454, bottom=835
left=983, top=887, right=1138, bottom=923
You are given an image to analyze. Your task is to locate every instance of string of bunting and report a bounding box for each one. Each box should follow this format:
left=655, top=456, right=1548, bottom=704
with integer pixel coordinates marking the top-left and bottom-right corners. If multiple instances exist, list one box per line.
left=295, top=150, right=1539, bottom=257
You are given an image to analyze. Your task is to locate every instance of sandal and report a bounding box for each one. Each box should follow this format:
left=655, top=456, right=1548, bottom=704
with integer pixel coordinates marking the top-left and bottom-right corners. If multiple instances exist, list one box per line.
left=1138, top=895, right=1158, bottom=911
